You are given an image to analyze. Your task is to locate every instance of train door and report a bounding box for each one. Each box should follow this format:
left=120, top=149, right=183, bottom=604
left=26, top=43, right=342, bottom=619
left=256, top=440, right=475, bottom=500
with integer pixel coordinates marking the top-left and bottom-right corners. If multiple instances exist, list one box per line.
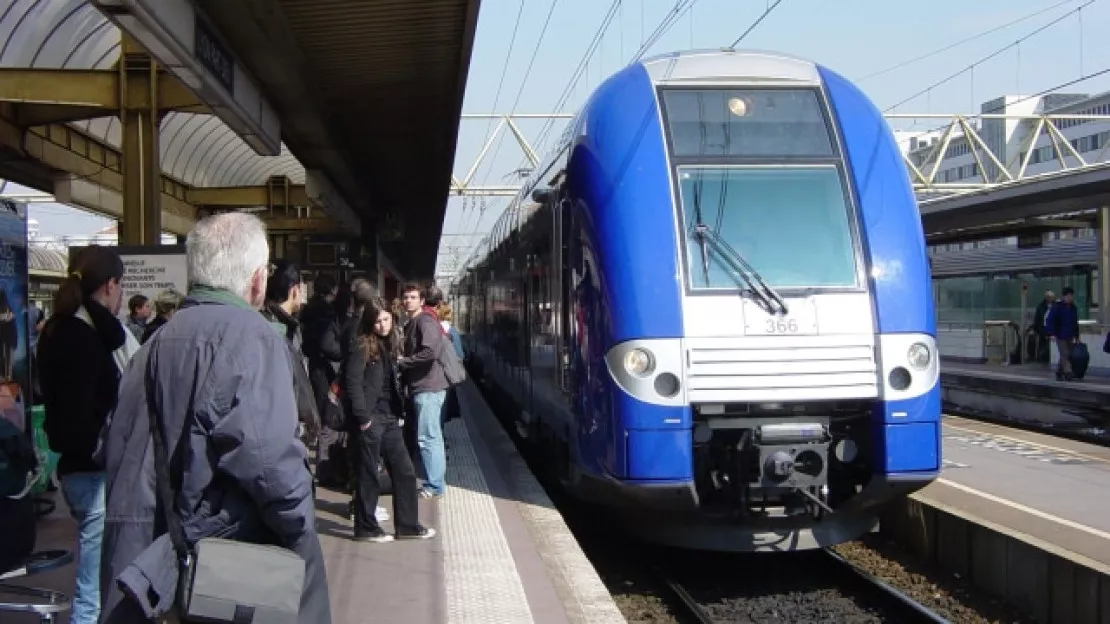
left=554, top=196, right=574, bottom=399
left=519, top=243, right=534, bottom=419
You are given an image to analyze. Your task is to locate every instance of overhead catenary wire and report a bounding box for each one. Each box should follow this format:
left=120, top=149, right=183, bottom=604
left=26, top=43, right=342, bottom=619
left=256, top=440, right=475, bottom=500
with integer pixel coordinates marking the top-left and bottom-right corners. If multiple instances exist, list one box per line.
left=729, top=0, right=784, bottom=49
left=450, top=0, right=622, bottom=275
left=884, top=0, right=1095, bottom=112
left=456, top=0, right=563, bottom=248
left=522, top=0, right=623, bottom=163
left=858, top=0, right=1076, bottom=82
left=451, top=0, right=527, bottom=245
left=629, top=0, right=696, bottom=64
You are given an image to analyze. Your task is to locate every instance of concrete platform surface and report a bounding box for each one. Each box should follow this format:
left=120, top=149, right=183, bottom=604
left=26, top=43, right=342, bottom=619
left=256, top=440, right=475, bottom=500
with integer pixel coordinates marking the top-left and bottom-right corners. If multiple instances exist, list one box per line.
left=932, top=415, right=1110, bottom=567
left=2, top=380, right=624, bottom=624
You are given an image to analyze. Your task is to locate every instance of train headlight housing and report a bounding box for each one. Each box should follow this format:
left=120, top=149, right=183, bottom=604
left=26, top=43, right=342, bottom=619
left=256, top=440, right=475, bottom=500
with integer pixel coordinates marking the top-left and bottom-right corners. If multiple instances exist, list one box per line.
left=907, top=342, right=931, bottom=371
left=623, top=348, right=655, bottom=377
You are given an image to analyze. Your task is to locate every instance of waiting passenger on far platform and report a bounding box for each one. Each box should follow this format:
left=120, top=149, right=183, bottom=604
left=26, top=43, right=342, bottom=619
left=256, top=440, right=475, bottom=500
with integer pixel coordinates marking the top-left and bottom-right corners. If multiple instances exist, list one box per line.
left=37, top=245, right=140, bottom=624
left=1031, top=290, right=1055, bottom=363
left=1044, top=286, right=1081, bottom=381
left=398, top=283, right=449, bottom=499
left=344, top=296, right=436, bottom=542
left=139, top=288, right=184, bottom=344
left=95, top=212, right=332, bottom=623
left=124, top=294, right=151, bottom=340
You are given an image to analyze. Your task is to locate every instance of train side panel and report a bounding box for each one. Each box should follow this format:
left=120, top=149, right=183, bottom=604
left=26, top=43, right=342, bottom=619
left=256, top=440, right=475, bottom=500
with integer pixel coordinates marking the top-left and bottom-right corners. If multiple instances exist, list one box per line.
left=567, top=62, right=692, bottom=483
left=819, top=65, right=941, bottom=475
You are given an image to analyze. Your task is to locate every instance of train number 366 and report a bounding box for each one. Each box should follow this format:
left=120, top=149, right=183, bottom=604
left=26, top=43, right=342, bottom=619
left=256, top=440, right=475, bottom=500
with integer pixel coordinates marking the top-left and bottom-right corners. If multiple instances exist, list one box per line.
left=765, top=318, right=800, bottom=333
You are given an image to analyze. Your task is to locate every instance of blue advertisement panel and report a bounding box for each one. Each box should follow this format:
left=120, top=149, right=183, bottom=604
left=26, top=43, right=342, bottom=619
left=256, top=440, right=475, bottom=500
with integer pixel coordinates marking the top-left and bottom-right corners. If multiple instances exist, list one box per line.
left=0, top=200, right=30, bottom=433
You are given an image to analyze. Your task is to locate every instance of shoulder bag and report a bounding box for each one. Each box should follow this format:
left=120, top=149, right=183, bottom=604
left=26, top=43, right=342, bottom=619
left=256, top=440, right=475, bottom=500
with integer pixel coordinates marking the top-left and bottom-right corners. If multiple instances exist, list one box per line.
left=145, top=354, right=306, bottom=623
left=437, top=334, right=467, bottom=387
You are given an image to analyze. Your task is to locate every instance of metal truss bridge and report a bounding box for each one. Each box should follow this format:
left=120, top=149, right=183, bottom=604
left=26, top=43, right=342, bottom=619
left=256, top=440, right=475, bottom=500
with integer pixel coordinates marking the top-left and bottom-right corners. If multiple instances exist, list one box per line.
left=449, top=112, right=1110, bottom=201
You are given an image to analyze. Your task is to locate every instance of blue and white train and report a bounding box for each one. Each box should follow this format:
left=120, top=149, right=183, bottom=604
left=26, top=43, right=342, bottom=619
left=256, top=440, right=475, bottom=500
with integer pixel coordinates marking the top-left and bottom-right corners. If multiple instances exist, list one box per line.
left=451, top=49, right=941, bottom=552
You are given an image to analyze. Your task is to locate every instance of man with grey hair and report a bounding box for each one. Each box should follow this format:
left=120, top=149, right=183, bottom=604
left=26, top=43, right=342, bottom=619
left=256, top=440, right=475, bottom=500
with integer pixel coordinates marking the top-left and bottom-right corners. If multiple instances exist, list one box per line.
left=96, top=213, right=332, bottom=623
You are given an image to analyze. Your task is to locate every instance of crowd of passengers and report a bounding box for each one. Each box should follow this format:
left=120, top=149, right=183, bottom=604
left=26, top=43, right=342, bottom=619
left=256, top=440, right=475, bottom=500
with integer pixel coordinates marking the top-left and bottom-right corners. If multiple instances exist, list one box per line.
left=33, top=211, right=465, bottom=624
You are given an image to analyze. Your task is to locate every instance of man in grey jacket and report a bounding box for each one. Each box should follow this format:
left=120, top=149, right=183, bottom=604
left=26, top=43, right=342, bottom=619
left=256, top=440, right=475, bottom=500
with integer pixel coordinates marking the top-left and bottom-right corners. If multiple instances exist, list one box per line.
left=96, top=213, right=331, bottom=623
left=399, top=282, right=449, bottom=499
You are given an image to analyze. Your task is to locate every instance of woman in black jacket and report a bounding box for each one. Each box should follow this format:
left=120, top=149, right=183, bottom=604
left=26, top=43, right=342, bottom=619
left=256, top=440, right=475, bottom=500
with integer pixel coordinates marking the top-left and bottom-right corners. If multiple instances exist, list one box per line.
left=36, top=245, right=131, bottom=624
left=343, top=297, right=434, bottom=543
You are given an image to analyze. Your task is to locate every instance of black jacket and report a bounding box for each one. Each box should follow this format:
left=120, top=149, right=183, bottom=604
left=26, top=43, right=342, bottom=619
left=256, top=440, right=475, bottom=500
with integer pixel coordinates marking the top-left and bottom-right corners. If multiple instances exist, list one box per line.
left=139, top=315, right=169, bottom=344
left=342, top=335, right=403, bottom=430
left=261, top=303, right=320, bottom=438
left=300, top=297, right=342, bottom=373
left=37, top=299, right=126, bottom=475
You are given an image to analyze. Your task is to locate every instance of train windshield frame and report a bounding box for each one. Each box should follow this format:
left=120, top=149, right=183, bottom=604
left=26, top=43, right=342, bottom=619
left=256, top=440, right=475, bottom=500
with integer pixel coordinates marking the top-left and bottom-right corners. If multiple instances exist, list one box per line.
left=659, top=86, right=866, bottom=294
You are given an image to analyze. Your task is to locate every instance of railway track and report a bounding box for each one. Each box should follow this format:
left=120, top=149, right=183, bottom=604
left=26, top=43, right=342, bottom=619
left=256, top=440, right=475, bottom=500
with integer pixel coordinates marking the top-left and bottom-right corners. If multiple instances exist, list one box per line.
left=944, top=403, right=1110, bottom=448
left=655, top=548, right=950, bottom=624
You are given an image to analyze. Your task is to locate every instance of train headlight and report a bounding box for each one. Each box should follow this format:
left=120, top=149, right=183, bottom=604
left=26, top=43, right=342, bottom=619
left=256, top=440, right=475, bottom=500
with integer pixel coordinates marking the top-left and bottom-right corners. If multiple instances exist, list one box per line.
left=623, top=348, right=655, bottom=377
left=907, top=342, right=931, bottom=371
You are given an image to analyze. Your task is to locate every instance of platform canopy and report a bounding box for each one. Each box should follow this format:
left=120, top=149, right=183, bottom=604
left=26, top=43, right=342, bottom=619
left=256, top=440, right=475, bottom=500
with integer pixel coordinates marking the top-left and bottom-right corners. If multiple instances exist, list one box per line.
left=0, top=0, right=481, bottom=277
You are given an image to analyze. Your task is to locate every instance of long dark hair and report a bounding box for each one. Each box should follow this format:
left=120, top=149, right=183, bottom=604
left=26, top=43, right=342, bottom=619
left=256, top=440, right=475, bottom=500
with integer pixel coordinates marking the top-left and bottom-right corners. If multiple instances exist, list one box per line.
left=53, top=245, right=124, bottom=320
left=357, top=297, right=402, bottom=362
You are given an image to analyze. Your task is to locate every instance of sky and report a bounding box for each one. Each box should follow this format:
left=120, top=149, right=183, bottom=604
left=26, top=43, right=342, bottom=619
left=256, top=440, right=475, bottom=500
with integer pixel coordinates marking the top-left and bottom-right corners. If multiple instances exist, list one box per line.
left=8, top=0, right=1110, bottom=275
left=436, top=0, right=1110, bottom=278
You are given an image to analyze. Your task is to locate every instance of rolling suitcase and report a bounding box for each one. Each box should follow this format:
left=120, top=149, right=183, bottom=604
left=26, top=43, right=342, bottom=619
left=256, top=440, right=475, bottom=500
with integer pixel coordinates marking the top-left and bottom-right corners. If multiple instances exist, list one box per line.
left=1070, top=342, right=1090, bottom=380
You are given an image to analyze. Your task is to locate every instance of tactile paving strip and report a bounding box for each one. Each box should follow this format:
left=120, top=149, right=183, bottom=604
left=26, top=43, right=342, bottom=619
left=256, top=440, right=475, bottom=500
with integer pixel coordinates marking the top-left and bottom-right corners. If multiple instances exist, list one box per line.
left=442, top=417, right=535, bottom=624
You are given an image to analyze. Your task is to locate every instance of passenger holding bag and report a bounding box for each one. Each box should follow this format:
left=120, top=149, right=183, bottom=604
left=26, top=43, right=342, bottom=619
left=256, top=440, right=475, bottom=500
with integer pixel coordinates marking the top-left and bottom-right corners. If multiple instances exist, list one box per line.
left=144, top=366, right=306, bottom=623
left=95, top=214, right=331, bottom=624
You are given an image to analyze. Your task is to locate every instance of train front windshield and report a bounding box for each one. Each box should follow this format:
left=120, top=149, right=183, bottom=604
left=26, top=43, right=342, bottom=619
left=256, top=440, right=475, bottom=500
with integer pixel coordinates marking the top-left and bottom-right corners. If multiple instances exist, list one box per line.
left=662, top=88, right=862, bottom=291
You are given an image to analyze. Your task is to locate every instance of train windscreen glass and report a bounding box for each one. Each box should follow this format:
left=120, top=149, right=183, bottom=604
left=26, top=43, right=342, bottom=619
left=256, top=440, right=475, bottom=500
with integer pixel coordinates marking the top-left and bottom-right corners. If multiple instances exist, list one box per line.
left=662, top=88, right=858, bottom=291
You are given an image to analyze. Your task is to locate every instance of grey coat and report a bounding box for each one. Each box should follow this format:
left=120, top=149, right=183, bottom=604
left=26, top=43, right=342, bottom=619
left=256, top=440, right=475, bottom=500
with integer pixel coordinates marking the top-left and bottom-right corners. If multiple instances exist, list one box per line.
left=95, top=286, right=331, bottom=623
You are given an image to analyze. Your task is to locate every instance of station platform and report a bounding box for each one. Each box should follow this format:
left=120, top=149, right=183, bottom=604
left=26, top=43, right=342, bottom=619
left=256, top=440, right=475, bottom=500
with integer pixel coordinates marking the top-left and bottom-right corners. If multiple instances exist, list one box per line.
left=930, top=414, right=1110, bottom=566
left=3, top=381, right=623, bottom=624
left=881, top=413, right=1110, bottom=621
left=940, top=360, right=1110, bottom=425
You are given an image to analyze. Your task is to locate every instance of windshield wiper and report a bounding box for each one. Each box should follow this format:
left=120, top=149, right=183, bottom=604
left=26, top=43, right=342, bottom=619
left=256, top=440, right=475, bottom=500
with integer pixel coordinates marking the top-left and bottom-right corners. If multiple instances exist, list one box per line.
left=692, top=223, right=790, bottom=316
left=690, top=173, right=711, bottom=285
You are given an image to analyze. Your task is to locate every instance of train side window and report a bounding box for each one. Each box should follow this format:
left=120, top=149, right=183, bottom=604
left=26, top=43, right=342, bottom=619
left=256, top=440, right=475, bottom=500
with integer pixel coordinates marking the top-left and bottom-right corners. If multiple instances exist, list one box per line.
left=530, top=241, right=558, bottom=395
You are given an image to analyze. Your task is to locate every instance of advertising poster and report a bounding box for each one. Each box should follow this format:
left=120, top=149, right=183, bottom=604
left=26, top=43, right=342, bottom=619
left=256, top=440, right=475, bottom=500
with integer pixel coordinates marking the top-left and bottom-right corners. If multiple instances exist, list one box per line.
left=115, top=245, right=188, bottom=319
left=0, top=200, right=30, bottom=433
left=68, top=245, right=188, bottom=323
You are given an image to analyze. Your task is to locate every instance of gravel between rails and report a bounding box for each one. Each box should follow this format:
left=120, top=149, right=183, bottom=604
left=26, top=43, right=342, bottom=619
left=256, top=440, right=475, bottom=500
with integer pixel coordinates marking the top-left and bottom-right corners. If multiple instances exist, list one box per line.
left=833, top=535, right=1033, bottom=623
left=664, top=549, right=936, bottom=624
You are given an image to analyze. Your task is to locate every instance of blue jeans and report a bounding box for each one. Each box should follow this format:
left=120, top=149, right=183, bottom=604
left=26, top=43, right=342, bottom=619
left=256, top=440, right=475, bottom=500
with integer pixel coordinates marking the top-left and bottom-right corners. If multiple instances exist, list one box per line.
left=413, top=390, right=447, bottom=495
left=60, top=472, right=105, bottom=624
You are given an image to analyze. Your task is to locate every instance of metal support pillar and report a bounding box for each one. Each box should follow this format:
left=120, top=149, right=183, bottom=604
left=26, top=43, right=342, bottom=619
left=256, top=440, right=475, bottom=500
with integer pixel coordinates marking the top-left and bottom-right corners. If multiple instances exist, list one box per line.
left=1100, top=206, right=1110, bottom=325
left=119, top=35, right=163, bottom=246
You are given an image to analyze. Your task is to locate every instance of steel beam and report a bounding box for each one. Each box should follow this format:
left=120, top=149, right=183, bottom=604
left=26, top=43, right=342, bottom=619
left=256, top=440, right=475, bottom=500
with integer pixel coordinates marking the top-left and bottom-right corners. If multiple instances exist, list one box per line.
left=12, top=119, right=196, bottom=235
left=186, top=184, right=310, bottom=207
left=449, top=112, right=1110, bottom=199
left=0, top=67, right=207, bottom=126
left=258, top=216, right=346, bottom=234
left=118, top=36, right=163, bottom=246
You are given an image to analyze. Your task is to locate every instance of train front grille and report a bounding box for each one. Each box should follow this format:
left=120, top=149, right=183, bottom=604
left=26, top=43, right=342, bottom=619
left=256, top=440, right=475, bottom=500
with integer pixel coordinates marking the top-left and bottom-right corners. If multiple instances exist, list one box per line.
left=684, top=335, right=879, bottom=403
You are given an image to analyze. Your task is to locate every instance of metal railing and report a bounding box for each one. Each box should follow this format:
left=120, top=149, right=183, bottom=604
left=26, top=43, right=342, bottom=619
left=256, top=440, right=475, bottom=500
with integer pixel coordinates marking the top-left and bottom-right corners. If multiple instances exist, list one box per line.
left=937, top=319, right=1110, bottom=365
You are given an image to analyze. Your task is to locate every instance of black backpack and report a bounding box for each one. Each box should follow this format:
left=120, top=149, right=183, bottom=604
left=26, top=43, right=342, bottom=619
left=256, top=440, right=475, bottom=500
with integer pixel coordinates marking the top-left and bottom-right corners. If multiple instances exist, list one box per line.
left=0, top=417, right=37, bottom=573
left=0, top=416, right=35, bottom=498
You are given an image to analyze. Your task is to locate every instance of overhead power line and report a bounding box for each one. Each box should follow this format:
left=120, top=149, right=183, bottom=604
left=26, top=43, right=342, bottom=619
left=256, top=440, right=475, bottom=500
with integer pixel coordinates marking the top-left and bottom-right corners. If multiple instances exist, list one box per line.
left=729, top=0, right=785, bottom=49
left=884, top=0, right=1095, bottom=112
left=859, top=0, right=1076, bottom=82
